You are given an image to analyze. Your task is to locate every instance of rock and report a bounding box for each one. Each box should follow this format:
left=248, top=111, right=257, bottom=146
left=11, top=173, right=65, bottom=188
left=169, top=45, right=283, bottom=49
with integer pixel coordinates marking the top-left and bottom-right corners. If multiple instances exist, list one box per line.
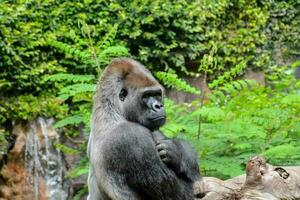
left=0, top=118, right=68, bottom=200
left=244, top=69, right=265, bottom=87
left=195, top=156, right=300, bottom=200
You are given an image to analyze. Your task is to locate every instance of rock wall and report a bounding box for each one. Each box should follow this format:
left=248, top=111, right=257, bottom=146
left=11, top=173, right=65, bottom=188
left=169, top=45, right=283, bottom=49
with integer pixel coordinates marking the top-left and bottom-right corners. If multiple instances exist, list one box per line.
left=0, top=118, right=68, bottom=200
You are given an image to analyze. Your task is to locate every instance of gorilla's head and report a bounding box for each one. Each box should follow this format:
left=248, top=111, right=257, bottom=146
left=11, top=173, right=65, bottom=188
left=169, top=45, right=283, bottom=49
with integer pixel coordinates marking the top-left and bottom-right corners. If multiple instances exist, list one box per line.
left=98, top=58, right=166, bottom=130
left=120, top=85, right=166, bottom=131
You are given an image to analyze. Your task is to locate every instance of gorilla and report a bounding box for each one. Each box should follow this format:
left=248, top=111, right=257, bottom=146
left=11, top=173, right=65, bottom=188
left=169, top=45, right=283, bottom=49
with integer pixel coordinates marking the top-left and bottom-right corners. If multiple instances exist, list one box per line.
left=87, top=58, right=201, bottom=200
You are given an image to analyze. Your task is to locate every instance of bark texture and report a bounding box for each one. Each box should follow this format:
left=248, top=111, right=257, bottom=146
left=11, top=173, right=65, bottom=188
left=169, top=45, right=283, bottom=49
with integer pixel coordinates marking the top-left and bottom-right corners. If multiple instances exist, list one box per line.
left=194, top=156, right=300, bottom=200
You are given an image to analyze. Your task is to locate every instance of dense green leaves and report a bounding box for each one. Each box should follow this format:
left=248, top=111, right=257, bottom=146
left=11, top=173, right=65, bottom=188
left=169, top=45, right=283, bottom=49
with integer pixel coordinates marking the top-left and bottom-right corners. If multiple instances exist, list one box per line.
left=156, top=72, right=200, bottom=95
left=1, top=0, right=299, bottom=122
left=163, top=84, right=300, bottom=179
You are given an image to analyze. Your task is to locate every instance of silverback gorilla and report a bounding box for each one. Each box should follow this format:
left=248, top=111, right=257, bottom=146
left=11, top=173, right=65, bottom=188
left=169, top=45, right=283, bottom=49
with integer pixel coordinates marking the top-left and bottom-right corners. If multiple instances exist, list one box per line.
left=87, top=58, right=201, bottom=200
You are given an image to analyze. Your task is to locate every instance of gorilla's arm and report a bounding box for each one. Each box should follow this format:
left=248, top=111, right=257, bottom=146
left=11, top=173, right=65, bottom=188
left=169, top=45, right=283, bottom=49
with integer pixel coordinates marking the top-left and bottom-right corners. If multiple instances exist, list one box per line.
left=100, top=123, right=193, bottom=200
left=153, top=131, right=201, bottom=182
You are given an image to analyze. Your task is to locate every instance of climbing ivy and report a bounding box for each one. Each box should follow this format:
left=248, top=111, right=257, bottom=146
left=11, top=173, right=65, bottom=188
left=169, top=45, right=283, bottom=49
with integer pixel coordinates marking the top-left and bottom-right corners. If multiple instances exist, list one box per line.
left=1, top=0, right=299, bottom=122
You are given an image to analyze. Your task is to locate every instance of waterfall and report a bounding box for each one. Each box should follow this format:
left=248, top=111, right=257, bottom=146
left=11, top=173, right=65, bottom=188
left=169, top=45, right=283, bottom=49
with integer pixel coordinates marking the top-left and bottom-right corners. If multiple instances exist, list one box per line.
left=25, top=117, right=68, bottom=200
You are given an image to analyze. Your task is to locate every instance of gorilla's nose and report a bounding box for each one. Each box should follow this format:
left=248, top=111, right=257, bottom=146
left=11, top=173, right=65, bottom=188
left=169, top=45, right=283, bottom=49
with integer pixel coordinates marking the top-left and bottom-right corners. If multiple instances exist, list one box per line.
left=152, top=101, right=164, bottom=112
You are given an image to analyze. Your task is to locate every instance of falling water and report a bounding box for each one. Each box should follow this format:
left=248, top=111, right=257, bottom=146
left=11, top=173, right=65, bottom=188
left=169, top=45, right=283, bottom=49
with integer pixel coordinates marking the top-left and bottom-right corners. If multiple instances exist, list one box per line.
left=25, top=117, right=68, bottom=200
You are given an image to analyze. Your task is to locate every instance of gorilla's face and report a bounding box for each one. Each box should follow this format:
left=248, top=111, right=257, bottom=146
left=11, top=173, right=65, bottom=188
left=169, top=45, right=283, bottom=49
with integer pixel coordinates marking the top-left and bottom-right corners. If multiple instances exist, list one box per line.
left=119, top=87, right=166, bottom=130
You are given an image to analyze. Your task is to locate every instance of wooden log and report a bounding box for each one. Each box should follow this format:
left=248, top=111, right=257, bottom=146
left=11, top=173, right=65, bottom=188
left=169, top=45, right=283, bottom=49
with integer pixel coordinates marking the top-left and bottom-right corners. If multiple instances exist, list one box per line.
left=194, top=156, right=300, bottom=200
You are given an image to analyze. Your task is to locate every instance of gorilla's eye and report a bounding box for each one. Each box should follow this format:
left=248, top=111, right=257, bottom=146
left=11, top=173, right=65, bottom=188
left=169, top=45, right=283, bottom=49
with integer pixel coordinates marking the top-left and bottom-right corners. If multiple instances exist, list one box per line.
left=119, top=88, right=128, bottom=101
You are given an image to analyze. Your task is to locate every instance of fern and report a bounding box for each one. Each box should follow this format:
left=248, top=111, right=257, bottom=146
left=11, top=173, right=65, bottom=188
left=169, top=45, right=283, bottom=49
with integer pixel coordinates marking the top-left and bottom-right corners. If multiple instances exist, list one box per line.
left=97, top=46, right=129, bottom=66
left=209, top=79, right=257, bottom=104
left=58, top=83, right=96, bottom=100
left=43, top=73, right=95, bottom=83
left=155, top=72, right=200, bottom=95
left=198, top=45, right=218, bottom=74
left=202, top=156, right=244, bottom=178
left=48, top=39, right=129, bottom=68
left=281, top=93, right=300, bottom=105
left=291, top=60, right=300, bottom=68
left=54, top=143, right=80, bottom=155
left=0, top=79, right=12, bottom=89
left=48, top=40, right=92, bottom=61
left=191, top=107, right=225, bottom=122
left=209, top=61, right=247, bottom=88
left=263, top=144, right=300, bottom=164
left=54, top=114, right=86, bottom=128
left=97, top=24, right=118, bottom=50
left=162, top=76, right=300, bottom=178
left=68, top=165, right=89, bottom=178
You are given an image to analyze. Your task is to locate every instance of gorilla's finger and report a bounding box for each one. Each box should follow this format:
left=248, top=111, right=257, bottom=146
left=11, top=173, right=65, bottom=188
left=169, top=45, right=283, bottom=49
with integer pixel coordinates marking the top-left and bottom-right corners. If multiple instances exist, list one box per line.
left=159, top=150, right=167, bottom=156
left=156, top=143, right=166, bottom=151
left=162, top=157, right=171, bottom=163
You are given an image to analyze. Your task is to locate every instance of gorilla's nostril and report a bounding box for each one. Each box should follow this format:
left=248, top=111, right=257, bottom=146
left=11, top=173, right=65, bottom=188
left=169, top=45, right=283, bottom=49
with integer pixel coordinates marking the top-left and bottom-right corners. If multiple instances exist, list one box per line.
left=153, top=103, right=163, bottom=112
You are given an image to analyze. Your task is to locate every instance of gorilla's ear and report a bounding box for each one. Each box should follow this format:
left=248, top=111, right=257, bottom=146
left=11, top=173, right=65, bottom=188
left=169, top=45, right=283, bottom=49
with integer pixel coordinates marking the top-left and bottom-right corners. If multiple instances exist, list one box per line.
left=119, top=88, right=128, bottom=101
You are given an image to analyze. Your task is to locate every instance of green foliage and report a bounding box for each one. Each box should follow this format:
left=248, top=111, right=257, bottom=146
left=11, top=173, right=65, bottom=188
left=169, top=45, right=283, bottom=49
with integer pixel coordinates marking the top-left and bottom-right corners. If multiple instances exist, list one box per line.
left=209, top=79, right=258, bottom=104
left=162, top=79, right=300, bottom=179
left=161, top=50, right=300, bottom=179
left=54, top=114, right=86, bottom=129
left=47, top=39, right=129, bottom=69
left=0, top=1, right=131, bottom=123
left=68, top=165, right=89, bottom=178
left=0, top=1, right=68, bottom=122
left=43, top=74, right=95, bottom=83
left=54, top=143, right=80, bottom=155
left=47, top=40, right=92, bottom=61
left=67, top=157, right=89, bottom=178
left=203, top=156, right=245, bottom=178
left=265, top=1, right=300, bottom=59
left=191, top=107, right=225, bottom=123
left=209, top=61, right=248, bottom=88
left=58, top=83, right=96, bottom=100
left=1, top=94, right=67, bottom=121
left=2, top=0, right=296, bottom=77
left=266, top=60, right=300, bottom=91
left=264, top=144, right=300, bottom=164
left=156, top=72, right=200, bottom=95
left=1, top=0, right=299, bottom=123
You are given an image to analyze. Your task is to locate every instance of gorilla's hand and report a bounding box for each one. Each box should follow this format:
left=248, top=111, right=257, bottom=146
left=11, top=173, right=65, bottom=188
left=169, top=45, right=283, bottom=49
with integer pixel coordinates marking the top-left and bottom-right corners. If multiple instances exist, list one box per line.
left=153, top=131, right=201, bottom=182
left=156, top=139, right=182, bottom=171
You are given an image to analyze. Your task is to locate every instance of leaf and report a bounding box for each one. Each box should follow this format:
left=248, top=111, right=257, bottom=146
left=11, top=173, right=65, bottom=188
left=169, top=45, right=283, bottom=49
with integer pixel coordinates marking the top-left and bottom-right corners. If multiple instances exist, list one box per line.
left=54, top=114, right=85, bottom=128
left=68, top=165, right=89, bottom=178
left=43, top=73, right=95, bottom=83
left=54, top=143, right=80, bottom=155
left=58, top=83, right=96, bottom=100
left=264, top=145, right=300, bottom=160
left=156, top=72, right=200, bottom=95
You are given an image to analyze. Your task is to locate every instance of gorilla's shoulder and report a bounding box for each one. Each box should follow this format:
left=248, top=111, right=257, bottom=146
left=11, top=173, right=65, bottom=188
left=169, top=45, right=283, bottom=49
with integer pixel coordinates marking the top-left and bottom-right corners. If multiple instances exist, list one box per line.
left=111, top=121, right=152, bottom=137
left=104, top=122, right=155, bottom=149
